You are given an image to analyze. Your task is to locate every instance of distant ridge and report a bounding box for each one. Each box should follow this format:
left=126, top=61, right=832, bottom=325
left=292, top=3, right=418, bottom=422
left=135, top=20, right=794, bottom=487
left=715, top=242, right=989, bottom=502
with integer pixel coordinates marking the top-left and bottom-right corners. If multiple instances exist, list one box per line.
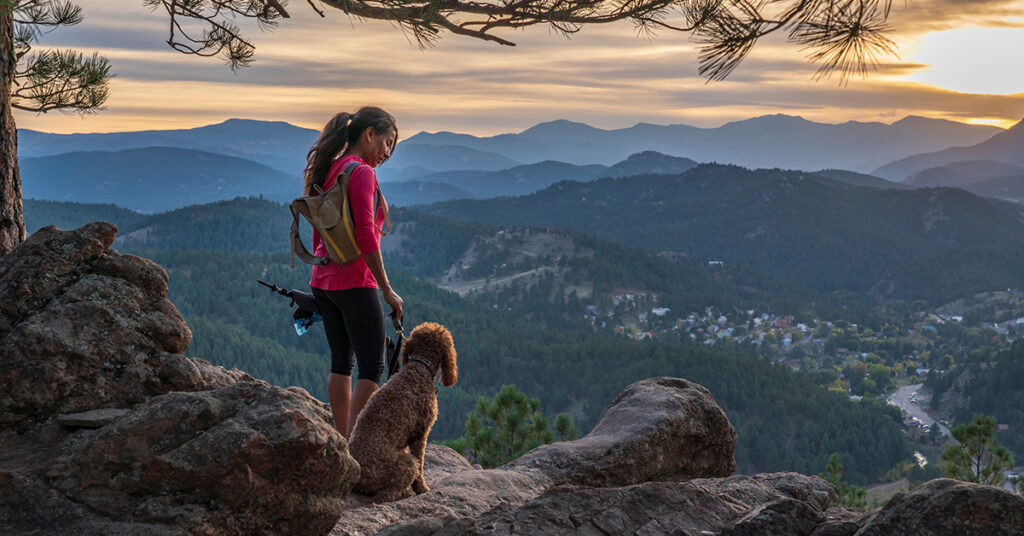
left=902, top=160, right=1024, bottom=188
left=397, top=151, right=699, bottom=200
left=406, top=114, right=999, bottom=172
left=20, top=114, right=1002, bottom=181
left=20, top=146, right=297, bottom=213
left=19, top=118, right=319, bottom=175
left=873, top=118, right=1024, bottom=180
left=419, top=164, right=1024, bottom=303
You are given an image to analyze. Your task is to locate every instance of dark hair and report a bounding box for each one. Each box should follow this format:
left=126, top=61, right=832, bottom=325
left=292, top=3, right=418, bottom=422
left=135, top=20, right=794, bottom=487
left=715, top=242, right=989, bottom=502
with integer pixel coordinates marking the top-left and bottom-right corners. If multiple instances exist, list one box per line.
left=303, top=106, right=397, bottom=195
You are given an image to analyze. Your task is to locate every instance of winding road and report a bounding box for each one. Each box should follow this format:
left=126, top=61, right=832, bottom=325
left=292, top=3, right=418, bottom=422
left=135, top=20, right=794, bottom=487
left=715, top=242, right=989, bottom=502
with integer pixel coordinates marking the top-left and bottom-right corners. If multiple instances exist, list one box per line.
left=887, top=384, right=951, bottom=439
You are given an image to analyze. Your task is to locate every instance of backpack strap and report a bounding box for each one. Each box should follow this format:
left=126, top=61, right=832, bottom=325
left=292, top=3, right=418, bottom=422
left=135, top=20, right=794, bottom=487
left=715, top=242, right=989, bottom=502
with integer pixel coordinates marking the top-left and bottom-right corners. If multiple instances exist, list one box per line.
left=376, top=186, right=391, bottom=236
left=289, top=202, right=330, bottom=268
left=344, top=160, right=391, bottom=237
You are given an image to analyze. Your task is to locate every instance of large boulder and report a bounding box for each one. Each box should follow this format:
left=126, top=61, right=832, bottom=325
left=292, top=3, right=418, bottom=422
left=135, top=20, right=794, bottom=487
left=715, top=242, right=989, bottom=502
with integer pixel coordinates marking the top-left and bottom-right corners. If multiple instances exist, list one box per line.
left=855, top=478, right=1024, bottom=536
left=504, top=376, right=737, bottom=486
left=376, top=472, right=835, bottom=535
left=0, top=223, right=242, bottom=431
left=335, top=379, right=756, bottom=535
left=45, top=382, right=358, bottom=535
left=0, top=223, right=359, bottom=536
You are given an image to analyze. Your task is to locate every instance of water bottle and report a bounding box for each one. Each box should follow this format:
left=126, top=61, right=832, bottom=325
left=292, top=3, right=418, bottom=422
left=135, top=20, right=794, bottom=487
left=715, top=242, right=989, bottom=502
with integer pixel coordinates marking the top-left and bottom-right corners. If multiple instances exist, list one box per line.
left=293, top=312, right=322, bottom=336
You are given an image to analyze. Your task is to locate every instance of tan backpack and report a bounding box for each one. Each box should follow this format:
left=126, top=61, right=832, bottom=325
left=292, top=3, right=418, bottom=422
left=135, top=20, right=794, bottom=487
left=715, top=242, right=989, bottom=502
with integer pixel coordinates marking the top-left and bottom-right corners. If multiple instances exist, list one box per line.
left=290, top=161, right=390, bottom=267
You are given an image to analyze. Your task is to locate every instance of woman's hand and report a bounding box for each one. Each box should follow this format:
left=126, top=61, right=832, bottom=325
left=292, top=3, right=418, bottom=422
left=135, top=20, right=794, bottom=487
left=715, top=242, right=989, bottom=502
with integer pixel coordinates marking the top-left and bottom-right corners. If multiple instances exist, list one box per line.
left=383, top=286, right=403, bottom=321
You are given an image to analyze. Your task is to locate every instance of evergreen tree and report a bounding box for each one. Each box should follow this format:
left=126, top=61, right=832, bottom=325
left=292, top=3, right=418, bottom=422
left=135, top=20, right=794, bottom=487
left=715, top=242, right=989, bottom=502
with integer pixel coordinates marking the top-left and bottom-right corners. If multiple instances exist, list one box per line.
left=822, top=453, right=868, bottom=508
left=446, top=384, right=577, bottom=468
left=941, top=414, right=1014, bottom=486
left=1, top=0, right=110, bottom=254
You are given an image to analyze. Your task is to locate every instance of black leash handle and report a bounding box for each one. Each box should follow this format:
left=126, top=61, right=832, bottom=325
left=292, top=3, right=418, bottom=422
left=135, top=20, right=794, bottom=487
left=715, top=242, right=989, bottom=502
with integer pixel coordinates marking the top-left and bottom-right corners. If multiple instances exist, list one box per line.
left=386, top=312, right=405, bottom=379
left=389, top=311, right=404, bottom=336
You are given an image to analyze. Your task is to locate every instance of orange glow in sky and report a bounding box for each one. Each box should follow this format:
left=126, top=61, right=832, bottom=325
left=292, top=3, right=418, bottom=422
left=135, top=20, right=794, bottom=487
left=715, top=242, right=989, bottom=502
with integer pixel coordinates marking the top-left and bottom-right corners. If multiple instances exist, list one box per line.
left=12, top=1, right=1024, bottom=136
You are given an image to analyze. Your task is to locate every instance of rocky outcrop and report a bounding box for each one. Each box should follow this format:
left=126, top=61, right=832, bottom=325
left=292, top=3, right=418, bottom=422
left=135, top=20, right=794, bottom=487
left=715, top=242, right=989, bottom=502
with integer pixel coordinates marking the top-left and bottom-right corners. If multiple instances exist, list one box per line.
left=333, top=380, right=1021, bottom=536
left=335, top=378, right=750, bottom=535
left=854, top=478, right=1024, bottom=535
left=504, top=376, right=737, bottom=486
left=432, top=473, right=835, bottom=536
left=0, top=224, right=358, bottom=536
left=0, top=223, right=229, bottom=431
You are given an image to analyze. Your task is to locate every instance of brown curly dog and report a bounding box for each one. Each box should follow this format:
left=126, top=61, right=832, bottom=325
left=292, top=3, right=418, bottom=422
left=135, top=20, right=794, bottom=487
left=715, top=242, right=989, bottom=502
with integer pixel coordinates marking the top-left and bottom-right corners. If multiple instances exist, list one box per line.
left=347, top=322, right=457, bottom=503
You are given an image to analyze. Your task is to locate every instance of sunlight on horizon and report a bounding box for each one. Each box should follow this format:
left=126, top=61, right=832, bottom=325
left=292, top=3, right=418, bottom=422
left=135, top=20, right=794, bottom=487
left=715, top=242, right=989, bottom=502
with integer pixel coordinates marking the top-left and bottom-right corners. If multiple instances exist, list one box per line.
left=906, top=27, right=1024, bottom=96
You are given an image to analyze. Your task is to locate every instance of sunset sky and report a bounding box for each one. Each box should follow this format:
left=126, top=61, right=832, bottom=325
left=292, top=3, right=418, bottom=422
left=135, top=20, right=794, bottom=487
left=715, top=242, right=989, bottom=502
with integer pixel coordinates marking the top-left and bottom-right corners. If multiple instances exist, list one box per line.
left=13, top=0, right=1024, bottom=136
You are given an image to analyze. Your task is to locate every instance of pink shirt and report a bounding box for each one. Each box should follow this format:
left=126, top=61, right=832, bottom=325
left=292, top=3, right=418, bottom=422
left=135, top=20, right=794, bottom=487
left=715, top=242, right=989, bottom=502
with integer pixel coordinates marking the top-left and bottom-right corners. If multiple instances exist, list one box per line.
left=309, top=155, right=385, bottom=290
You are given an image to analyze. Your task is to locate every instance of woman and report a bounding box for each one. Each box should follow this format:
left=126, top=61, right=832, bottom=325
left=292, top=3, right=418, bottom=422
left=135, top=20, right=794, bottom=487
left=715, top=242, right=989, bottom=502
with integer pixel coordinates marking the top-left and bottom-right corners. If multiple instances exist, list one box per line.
left=304, top=107, right=403, bottom=438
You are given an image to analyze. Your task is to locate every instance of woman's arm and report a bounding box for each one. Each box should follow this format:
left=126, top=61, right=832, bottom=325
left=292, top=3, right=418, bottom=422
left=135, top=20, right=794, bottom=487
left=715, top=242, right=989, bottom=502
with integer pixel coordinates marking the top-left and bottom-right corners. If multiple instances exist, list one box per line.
left=349, top=165, right=402, bottom=319
left=364, top=249, right=402, bottom=320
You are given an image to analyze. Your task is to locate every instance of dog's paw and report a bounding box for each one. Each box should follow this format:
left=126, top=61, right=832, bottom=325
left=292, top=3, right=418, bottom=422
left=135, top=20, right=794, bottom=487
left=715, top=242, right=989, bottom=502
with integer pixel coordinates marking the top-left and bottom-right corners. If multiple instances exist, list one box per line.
left=370, top=487, right=416, bottom=504
left=412, top=480, right=429, bottom=494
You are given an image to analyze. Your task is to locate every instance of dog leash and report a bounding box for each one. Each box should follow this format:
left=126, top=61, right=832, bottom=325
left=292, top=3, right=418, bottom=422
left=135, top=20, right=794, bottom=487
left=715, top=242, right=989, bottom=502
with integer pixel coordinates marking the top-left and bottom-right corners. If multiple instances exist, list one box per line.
left=385, top=313, right=404, bottom=379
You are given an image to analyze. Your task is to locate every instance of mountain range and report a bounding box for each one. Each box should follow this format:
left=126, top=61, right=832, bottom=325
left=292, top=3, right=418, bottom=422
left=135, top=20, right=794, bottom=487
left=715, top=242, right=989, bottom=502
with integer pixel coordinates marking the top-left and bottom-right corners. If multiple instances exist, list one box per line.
left=19, top=118, right=317, bottom=176
left=20, top=115, right=1004, bottom=180
left=404, top=115, right=1000, bottom=172
left=20, top=146, right=299, bottom=213
left=392, top=152, right=699, bottom=200
left=20, top=115, right=1024, bottom=217
left=419, top=164, right=1024, bottom=304
left=873, top=119, right=1024, bottom=180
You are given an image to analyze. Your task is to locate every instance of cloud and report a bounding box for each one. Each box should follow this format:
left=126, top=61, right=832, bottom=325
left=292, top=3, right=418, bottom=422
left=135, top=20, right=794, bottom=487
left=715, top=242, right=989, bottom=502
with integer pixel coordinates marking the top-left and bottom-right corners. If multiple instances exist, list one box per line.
left=13, top=0, right=1024, bottom=136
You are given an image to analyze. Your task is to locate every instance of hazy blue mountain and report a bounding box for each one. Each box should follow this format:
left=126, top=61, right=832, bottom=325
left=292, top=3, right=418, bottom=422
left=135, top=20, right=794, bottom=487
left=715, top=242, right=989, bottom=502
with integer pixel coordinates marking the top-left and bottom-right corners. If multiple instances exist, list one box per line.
left=406, top=115, right=999, bottom=172
left=425, top=160, right=609, bottom=198
left=398, top=151, right=699, bottom=200
left=384, top=180, right=477, bottom=206
left=380, top=143, right=522, bottom=178
left=606, top=151, right=700, bottom=177
left=420, top=164, right=1024, bottom=304
left=19, top=118, right=319, bottom=175
left=811, top=169, right=907, bottom=190
left=873, top=118, right=1024, bottom=180
left=960, top=174, right=1024, bottom=204
left=901, top=160, right=1024, bottom=188
left=21, top=147, right=299, bottom=212
left=21, top=115, right=998, bottom=181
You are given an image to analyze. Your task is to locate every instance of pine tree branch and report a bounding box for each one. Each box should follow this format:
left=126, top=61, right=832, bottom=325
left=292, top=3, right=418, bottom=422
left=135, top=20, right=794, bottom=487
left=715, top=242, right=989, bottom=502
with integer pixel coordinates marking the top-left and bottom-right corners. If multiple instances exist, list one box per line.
left=143, top=0, right=904, bottom=81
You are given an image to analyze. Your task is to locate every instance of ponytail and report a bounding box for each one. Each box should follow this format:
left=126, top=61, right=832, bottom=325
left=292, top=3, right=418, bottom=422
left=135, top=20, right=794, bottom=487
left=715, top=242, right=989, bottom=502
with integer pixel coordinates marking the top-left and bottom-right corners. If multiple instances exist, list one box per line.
left=302, top=107, right=398, bottom=196
left=303, top=112, right=352, bottom=196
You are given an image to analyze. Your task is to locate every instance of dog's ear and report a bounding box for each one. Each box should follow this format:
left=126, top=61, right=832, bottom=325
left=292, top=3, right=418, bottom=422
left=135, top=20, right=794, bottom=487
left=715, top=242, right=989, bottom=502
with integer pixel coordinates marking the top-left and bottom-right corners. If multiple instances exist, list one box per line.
left=438, top=327, right=457, bottom=387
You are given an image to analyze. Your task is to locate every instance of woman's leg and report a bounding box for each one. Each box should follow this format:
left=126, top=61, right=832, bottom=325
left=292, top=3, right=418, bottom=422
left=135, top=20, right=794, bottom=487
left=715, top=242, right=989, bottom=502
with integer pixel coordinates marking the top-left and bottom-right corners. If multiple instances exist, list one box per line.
left=328, top=373, right=353, bottom=436
left=335, top=287, right=387, bottom=436
left=313, top=288, right=356, bottom=437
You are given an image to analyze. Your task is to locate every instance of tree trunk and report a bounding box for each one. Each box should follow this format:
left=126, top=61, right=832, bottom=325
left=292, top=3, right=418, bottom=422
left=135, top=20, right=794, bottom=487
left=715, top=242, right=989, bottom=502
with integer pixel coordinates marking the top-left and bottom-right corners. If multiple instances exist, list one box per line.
left=0, top=9, right=24, bottom=256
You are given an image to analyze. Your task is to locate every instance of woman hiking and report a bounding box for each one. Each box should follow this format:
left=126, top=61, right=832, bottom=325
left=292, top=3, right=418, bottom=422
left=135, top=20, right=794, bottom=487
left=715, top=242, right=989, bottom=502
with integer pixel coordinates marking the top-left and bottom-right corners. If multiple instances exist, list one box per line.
left=303, top=107, right=402, bottom=438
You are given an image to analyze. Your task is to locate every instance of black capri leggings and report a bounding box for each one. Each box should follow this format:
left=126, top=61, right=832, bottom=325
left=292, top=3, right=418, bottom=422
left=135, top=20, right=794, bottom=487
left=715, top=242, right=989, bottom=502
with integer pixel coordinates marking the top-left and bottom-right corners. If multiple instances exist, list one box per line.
left=312, top=286, right=385, bottom=382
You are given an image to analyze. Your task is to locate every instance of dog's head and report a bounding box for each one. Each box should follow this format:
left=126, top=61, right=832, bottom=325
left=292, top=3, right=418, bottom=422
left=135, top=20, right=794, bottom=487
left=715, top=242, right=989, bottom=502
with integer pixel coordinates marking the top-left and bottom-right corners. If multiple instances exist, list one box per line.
left=402, top=322, right=457, bottom=387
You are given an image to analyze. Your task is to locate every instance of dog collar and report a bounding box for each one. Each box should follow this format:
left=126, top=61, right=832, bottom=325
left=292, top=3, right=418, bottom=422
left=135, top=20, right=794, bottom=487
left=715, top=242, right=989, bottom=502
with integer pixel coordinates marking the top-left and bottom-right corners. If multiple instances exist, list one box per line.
left=406, top=355, right=438, bottom=376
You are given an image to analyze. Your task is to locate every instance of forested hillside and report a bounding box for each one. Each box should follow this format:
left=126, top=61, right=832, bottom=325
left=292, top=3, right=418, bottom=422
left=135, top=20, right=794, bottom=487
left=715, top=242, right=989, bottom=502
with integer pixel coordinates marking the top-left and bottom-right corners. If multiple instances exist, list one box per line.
left=24, top=200, right=146, bottom=234
left=23, top=199, right=915, bottom=484
left=88, top=197, right=868, bottom=326
left=925, top=339, right=1024, bottom=458
left=20, top=147, right=298, bottom=212
left=420, top=164, right=1024, bottom=304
